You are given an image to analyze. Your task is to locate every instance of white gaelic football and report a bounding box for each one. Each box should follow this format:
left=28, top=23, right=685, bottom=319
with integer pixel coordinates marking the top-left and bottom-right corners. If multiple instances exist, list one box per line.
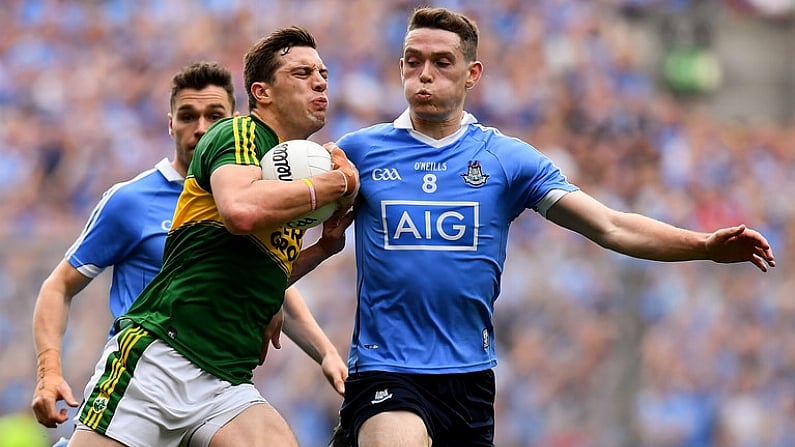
left=260, top=139, right=336, bottom=229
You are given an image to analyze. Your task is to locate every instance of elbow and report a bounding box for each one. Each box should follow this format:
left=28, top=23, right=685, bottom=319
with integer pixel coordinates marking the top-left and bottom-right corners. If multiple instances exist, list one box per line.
left=220, top=206, right=259, bottom=235
left=220, top=204, right=284, bottom=235
left=224, top=220, right=254, bottom=236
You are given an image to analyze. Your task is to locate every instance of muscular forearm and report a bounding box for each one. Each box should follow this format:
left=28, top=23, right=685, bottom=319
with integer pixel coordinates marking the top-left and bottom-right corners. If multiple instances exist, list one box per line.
left=33, top=301, right=68, bottom=364
left=283, top=317, right=337, bottom=365
left=33, top=288, right=72, bottom=362
left=549, top=191, right=710, bottom=262
left=282, top=288, right=338, bottom=364
left=282, top=287, right=348, bottom=396
left=600, top=212, right=710, bottom=262
left=33, top=260, right=92, bottom=360
left=288, top=245, right=329, bottom=286
left=212, top=164, right=349, bottom=235
left=551, top=190, right=773, bottom=271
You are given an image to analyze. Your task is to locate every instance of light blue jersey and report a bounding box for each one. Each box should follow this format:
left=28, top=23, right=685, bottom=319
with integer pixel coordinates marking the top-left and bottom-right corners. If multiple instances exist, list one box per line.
left=66, top=158, right=183, bottom=335
left=337, top=110, right=578, bottom=374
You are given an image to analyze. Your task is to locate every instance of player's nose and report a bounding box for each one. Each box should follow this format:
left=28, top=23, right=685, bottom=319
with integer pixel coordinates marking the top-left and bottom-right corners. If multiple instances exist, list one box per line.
left=196, top=117, right=212, bottom=135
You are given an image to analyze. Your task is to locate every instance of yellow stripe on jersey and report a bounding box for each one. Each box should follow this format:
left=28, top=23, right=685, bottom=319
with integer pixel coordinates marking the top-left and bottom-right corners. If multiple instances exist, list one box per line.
left=171, top=178, right=222, bottom=231
left=232, top=116, right=259, bottom=166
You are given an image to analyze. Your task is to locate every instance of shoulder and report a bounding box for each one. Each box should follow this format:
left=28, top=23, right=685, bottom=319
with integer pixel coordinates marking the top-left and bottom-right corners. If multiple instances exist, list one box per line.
left=199, top=116, right=273, bottom=149
left=469, top=124, right=545, bottom=159
left=467, top=125, right=574, bottom=188
left=99, top=166, right=174, bottom=211
left=208, top=116, right=237, bottom=134
left=200, top=116, right=277, bottom=156
left=337, top=123, right=400, bottom=163
left=103, top=168, right=159, bottom=201
left=76, top=168, right=164, bottom=233
left=338, top=122, right=395, bottom=146
left=193, top=117, right=245, bottom=170
left=199, top=117, right=237, bottom=146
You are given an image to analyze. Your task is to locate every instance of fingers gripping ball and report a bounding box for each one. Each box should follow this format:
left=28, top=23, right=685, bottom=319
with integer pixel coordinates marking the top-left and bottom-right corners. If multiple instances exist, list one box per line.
left=261, top=139, right=337, bottom=229
left=330, top=147, right=359, bottom=199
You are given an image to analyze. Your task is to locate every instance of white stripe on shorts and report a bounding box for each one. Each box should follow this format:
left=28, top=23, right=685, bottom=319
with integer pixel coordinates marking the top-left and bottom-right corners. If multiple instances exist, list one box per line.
left=75, top=330, right=266, bottom=447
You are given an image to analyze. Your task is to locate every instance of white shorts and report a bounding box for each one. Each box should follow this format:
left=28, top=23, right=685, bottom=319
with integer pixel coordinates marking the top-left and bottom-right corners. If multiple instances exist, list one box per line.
left=75, top=324, right=266, bottom=447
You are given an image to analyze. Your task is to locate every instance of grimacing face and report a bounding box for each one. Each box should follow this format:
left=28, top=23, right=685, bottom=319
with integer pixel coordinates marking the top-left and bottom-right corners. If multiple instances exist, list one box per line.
left=168, top=86, right=234, bottom=174
left=258, top=46, right=329, bottom=139
left=400, top=27, right=480, bottom=125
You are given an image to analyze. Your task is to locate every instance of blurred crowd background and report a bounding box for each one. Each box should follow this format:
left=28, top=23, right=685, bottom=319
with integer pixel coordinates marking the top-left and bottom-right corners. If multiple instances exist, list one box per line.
left=0, top=0, right=793, bottom=446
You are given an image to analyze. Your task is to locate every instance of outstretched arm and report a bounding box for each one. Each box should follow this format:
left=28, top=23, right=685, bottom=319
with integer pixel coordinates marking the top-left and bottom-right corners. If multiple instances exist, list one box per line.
left=31, top=260, right=91, bottom=427
left=282, top=287, right=347, bottom=396
left=546, top=190, right=775, bottom=272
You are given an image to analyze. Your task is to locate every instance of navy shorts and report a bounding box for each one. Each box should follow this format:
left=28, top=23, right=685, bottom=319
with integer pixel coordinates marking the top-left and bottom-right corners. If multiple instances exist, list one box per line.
left=337, top=369, right=495, bottom=447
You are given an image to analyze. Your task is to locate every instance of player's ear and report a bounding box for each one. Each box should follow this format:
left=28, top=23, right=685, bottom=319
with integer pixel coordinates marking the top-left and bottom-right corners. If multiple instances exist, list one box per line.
left=167, top=113, right=174, bottom=137
left=252, top=82, right=272, bottom=103
left=465, top=61, right=483, bottom=90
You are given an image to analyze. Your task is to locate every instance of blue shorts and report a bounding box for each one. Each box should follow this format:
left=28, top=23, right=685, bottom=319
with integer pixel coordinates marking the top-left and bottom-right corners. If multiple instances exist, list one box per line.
left=337, top=370, right=495, bottom=447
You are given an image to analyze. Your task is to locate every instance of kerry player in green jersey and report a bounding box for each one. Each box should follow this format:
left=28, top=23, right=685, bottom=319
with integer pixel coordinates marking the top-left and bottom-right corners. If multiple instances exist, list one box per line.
left=31, top=61, right=348, bottom=446
left=69, top=27, right=359, bottom=447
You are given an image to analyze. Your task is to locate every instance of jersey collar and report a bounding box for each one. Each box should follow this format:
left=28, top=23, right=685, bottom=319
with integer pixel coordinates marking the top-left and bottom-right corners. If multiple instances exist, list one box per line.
left=156, top=158, right=184, bottom=185
left=394, top=109, right=478, bottom=148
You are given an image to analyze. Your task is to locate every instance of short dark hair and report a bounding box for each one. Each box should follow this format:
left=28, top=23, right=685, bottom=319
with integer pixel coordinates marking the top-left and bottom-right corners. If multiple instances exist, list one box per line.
left=243, top=26, right=318, bottom=111
left=170, top=62, right=235, bottom=112
left=406, top=7, right=479, bottom=62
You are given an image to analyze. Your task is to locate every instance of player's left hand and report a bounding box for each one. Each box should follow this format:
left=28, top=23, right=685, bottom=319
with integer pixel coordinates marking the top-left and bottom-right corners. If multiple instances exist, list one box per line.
left=259, top=308, right=284, bottom=365
left=706, top=224, right=776, bottom=272
left=321, top=351, right=348, bottom=396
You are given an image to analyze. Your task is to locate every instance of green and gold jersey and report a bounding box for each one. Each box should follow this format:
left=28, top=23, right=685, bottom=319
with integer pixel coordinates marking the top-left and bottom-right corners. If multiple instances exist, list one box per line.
left=122, top=115, right=305, bottom=385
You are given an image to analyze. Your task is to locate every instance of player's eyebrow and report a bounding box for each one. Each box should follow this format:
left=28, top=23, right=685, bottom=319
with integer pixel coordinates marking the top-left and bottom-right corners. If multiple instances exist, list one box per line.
left=404, top=47, right=457, bottom=59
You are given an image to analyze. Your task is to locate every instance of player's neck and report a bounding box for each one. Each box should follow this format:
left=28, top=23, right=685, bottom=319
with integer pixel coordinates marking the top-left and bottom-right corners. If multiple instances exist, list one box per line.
left=250, top=109, right=313, bottom=142
left=410, top=113, right=462, bottom=140
left=171, top=160, right=187, bottom=179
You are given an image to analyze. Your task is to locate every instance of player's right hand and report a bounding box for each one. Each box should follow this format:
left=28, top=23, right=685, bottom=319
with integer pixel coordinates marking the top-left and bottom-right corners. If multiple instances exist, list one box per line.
left=324, top=143, right=359, bottom=199
left=31, top=373, right=78, bottom=428
left=259, top=308, right=284, bottom=365
left=317, top=208, right=355, bottom=257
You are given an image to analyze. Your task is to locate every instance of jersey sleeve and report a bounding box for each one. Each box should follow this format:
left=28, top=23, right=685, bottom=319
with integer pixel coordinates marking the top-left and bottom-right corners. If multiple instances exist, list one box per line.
left=66, top=185, right=143, bottom=278
left=191, top=116, right=264, bottom=191
left=500, top=140, right=578, bottom=220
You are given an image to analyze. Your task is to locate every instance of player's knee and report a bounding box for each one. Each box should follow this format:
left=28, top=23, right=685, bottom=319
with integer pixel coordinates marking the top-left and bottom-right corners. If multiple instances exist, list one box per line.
left=207, top=403, right=299, bottom=447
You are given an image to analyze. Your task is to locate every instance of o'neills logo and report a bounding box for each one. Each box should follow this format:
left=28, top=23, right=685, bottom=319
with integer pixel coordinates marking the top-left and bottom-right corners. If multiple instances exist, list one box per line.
left=271, top=144, right=293, bottom=181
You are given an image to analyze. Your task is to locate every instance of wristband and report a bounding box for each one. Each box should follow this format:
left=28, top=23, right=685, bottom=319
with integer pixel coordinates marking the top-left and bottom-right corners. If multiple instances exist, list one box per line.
left=334, top=170, right=349, bottom=196
left=302, top=178, right=317, bottom=211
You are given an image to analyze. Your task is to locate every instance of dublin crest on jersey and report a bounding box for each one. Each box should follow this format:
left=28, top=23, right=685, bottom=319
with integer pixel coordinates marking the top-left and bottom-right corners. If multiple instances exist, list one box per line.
left=461, top=160, right=488, bottom=187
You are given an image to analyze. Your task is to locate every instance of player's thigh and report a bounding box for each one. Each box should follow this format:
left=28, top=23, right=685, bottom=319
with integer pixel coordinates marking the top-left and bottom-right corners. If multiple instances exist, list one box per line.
left=69, top=428, right=127, bottom=447
left=208, top=402, right=298, bottom=447
left=358, top=410, right=432, bottom=447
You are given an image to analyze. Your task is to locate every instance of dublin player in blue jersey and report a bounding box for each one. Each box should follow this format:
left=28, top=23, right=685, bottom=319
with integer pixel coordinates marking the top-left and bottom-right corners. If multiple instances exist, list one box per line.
left=31, top=62, right=348, bottom=444
left=330, top=7, right=776, bottom=447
